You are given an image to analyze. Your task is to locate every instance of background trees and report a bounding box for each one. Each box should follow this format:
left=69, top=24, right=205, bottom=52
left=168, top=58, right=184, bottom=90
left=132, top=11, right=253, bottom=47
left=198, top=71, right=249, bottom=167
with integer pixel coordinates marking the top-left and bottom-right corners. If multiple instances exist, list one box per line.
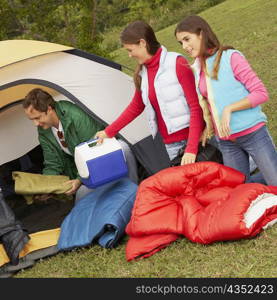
left=0, top=0, right=224, bottom=59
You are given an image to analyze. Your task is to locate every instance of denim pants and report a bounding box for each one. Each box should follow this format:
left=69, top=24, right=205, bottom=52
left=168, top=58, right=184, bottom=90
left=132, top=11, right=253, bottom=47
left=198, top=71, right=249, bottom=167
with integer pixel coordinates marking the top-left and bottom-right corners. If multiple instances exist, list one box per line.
left=165, top=140, right=187, bottom=161
left=217, top=126, right=277, bottom=186
left=165, top=137, right=220, bottom=161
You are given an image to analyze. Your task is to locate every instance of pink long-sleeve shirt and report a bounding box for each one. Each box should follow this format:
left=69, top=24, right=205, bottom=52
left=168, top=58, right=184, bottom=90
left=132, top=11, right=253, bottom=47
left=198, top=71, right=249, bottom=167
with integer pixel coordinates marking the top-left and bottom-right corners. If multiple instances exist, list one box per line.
left=199, top=52, right=268, bottom=139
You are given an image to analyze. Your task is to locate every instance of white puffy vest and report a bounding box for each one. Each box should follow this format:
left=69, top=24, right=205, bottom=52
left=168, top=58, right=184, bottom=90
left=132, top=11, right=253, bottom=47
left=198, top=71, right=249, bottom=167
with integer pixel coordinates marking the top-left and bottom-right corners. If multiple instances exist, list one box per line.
left=140, top=46, right=191, bottom=138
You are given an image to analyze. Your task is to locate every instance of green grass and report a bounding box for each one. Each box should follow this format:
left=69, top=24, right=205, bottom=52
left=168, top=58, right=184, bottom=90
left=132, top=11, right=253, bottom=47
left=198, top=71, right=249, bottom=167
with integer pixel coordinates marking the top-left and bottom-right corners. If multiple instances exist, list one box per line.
left=15, top=0, right=277, bottom=278
left=16, top=227, right=277, bottom=278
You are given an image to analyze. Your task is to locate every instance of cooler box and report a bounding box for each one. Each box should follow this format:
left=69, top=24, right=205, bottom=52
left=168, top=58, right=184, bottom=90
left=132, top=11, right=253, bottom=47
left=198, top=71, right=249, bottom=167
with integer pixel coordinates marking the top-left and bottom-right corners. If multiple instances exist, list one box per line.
left=74, top=138, right=128, bottom=188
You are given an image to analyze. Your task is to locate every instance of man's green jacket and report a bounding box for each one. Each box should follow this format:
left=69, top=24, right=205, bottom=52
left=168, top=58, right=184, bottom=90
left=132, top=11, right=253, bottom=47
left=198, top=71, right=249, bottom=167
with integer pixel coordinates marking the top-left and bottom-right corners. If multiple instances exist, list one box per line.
left=38, top=101, right=104, bottom=180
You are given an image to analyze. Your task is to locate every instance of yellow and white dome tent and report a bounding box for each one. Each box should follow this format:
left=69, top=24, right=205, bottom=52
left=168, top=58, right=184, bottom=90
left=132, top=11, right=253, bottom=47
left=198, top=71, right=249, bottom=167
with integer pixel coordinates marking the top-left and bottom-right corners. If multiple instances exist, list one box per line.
left=0, top=40, right=170, bottom=276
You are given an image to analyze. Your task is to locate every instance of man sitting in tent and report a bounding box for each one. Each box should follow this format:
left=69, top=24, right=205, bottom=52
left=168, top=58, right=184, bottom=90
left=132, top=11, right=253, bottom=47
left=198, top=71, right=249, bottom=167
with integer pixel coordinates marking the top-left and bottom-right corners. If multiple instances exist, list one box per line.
left=22, top=88, right=137, bottom=202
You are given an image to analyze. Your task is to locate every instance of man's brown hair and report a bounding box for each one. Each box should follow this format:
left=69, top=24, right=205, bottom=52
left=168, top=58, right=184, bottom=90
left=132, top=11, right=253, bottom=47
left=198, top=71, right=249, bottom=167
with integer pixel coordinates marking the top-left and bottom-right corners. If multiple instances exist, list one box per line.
left=23, top=88, right=55, bottom=112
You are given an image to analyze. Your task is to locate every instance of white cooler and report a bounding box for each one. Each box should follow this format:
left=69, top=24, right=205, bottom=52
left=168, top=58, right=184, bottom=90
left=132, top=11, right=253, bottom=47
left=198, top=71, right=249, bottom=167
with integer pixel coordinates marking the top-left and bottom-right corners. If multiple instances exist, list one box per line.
left=74, top=137, right=128, bottom=188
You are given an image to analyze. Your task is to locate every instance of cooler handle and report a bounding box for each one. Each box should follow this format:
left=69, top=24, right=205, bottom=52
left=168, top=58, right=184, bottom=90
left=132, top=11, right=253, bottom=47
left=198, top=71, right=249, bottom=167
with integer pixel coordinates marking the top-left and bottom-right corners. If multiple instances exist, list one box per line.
left=86, top=138, right=99, bottom=148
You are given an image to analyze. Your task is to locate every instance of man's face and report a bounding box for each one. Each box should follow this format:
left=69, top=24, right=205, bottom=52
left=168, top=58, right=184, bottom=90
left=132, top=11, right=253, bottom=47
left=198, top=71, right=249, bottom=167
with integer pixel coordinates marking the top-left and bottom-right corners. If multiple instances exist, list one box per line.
left=24, top=105, right=54, bottom=129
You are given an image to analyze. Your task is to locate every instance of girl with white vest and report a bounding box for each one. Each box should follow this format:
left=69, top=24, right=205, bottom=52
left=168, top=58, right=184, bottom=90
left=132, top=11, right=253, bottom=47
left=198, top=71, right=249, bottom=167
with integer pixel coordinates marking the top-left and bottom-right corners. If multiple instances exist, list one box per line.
left=96, top=20, right=204, bottom=165
left=175, top=15, right=277, bottom=185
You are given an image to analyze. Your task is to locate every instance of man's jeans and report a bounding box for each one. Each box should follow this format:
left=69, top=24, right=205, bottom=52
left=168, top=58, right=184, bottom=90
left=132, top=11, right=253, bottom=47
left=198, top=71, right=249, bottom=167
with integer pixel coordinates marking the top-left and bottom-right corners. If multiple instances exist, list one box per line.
left=217, top=126, right=277, bottom=186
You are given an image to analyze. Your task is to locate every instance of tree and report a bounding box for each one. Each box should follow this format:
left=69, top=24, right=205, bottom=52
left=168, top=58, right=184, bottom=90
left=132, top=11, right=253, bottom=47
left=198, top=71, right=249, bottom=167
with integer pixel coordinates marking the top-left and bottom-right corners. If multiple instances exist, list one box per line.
left=0, top=0, right=226, bottom=57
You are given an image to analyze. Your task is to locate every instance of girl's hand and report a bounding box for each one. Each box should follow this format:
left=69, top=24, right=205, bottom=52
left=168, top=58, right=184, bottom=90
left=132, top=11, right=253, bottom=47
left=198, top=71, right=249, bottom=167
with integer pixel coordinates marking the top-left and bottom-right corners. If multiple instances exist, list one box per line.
left=181, top=153, right=196, bottom=165
left=220, top=106, right=232, bottom=137
left=34, top=193, right=53, bottom=202
left=200, top=128, right=209, bottom=147
left=94, top=130, right=108, bottom=144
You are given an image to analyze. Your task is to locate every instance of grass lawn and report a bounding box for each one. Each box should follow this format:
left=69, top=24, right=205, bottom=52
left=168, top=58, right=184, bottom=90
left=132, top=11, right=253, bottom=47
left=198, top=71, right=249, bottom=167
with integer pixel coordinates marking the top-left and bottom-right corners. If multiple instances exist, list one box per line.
left=15, top=0, right=277, bottom=278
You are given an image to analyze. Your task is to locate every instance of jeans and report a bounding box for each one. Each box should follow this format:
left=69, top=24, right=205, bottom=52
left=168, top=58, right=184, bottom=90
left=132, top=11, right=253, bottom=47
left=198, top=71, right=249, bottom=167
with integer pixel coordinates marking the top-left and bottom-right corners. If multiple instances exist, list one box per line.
left=165, top=140, right=187, bottom=161
left=217, top=126, right=277, bottom=186
left=165, top=137, right=222, bottom=161
left=212, top=136, right=257, bottom=174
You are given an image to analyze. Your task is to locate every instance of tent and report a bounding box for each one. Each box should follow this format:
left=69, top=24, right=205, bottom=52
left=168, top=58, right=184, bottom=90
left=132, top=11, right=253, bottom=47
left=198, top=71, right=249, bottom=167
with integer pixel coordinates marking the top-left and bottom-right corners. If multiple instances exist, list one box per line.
left=0, top=40, right=170, bottom=276
left=0, top=39, right=170, bottom=169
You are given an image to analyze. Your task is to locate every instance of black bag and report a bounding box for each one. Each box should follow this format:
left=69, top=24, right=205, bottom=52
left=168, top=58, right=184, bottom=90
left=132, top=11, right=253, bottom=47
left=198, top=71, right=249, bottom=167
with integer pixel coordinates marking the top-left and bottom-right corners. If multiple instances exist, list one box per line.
left=0, top=193, right=30, bottom=265
left=170, top=143, right=223, bottom=166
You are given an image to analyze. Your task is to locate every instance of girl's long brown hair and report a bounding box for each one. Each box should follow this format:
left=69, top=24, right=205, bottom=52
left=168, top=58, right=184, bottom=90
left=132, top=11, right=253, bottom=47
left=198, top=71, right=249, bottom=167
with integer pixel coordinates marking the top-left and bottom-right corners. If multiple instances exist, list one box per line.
left=175, top=15, right=234, bottom=79
left=120, top=20, right=160, bottom=90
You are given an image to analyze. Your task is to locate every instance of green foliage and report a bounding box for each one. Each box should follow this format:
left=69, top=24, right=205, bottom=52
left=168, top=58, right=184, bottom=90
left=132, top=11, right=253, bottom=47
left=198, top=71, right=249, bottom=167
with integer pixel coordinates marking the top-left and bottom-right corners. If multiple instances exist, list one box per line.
left=102, top=0, right=226, bottom=52
left=0, top=0, right=24, bottom=39
left=0, top=0, right=113, bottom=58
left=0, top=0, right=225, bottom=59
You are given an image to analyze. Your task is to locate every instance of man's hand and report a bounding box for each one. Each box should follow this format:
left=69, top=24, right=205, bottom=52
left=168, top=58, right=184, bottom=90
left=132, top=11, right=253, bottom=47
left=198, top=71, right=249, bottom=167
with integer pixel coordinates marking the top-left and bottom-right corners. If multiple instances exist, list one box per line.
left=94, top=130, right=108, bottom=144
left=181, top=153, right=196, bottom=165
left=65, top=179, right=82, bottom=195
left=33, top=193, right=53, bottom=202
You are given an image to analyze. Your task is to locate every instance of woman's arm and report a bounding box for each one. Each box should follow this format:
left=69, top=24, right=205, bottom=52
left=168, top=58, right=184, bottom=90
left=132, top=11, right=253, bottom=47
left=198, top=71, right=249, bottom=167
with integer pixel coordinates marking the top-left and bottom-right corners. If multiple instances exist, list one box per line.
left=95, top=90, right=145, bottom=143
left=220, top=98, right=252, bottom=137
left=176, top=56, right=204, bottom=163
left=231, top=52, right=268, bottom=107
left=104, top=89, right=145, bottom=137
left=220, top=52, right=268, bottom=137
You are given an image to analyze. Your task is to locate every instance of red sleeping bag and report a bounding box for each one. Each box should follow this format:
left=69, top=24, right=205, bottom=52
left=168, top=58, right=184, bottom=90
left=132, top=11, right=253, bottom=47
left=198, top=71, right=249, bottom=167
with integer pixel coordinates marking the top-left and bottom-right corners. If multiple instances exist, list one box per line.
left=126, top=162, right=277, bottom=261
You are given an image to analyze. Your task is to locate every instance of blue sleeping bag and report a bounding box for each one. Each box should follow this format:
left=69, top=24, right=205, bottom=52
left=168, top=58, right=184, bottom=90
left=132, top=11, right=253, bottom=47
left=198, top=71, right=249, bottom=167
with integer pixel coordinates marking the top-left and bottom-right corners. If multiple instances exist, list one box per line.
left=57, top=178, right=137, bottom=250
